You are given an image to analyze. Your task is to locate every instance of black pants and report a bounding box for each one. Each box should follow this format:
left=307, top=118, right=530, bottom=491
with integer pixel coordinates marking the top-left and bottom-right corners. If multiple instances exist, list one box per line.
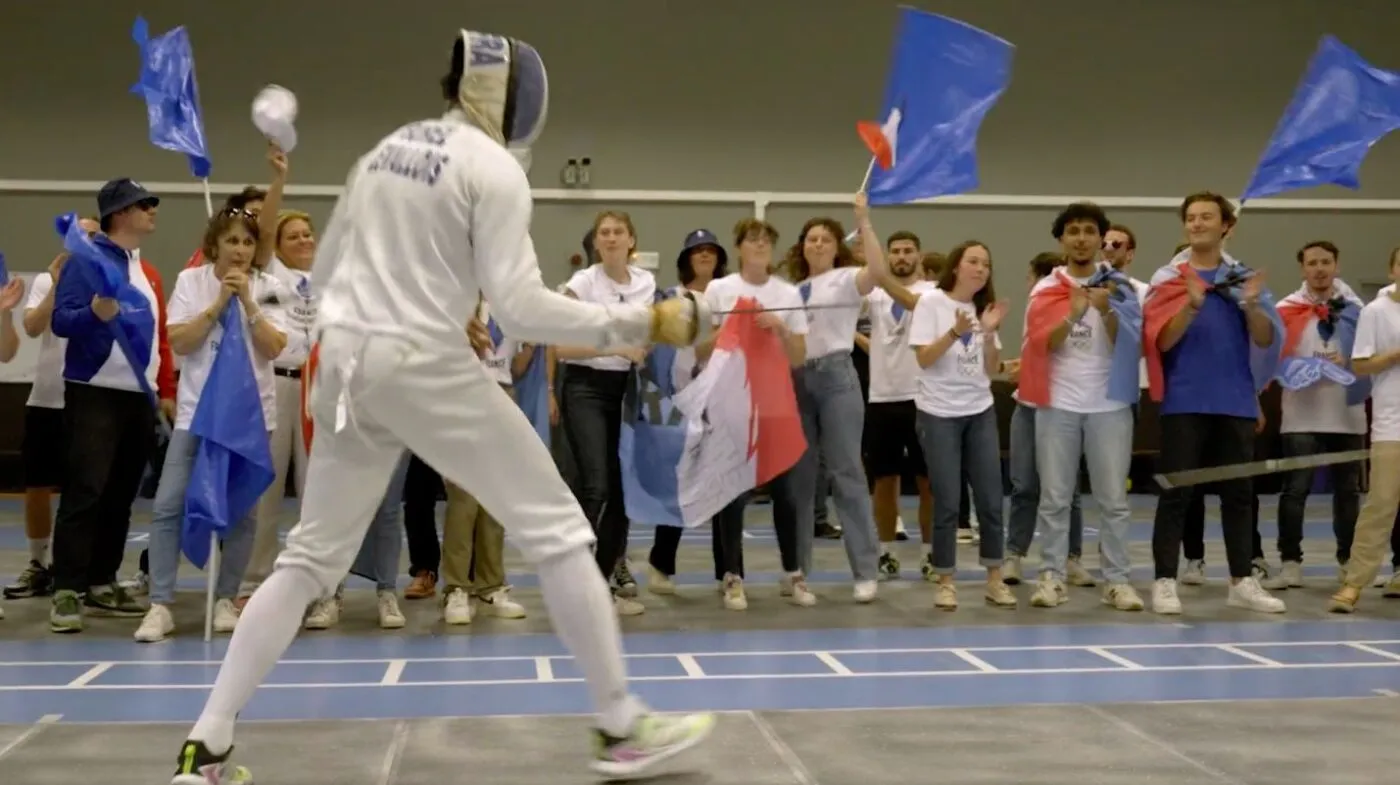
left=403, top=454, right=444, bottom=576
left=1275, top=432, right=1365, bottom=564
left=648, top=509, right=745, bottom=581
left=1154, top=414, right=1257, bottom=579
left=1183, top=492, right=1263, bottom=562
left=560, top=366, right=632, bottom=580
left=51, top=384, right=155, bottom=593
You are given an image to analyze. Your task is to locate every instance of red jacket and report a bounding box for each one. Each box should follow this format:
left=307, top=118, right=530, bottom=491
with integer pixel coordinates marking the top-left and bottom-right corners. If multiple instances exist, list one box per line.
left=141, top=259, right=177, bottom=402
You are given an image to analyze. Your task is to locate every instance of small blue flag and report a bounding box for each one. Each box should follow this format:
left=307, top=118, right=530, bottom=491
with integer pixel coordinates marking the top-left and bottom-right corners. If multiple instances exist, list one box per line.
left=131, top=16, right=212, bottom=178
left=1242, top=36, right=1400, bottom=201
left=512, top=345, right=552, bottom=447
left=866, top=9, right=1014, bottom=206
left=183, top=301, right=275, bottom=569
left=0, top=251, right=8, bottom=286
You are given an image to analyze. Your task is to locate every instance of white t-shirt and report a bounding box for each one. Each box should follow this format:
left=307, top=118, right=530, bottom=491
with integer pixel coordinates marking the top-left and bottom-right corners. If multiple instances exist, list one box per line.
left=477, top=302, right=518, bottom=386
left=562, top=264, right=656, bottom=372
left=1280, top=306, right=1368, bottom=436
left=704, top=273, right=808, bottom=336
left=1031, top=270, right=1127, bottom=414
left=1353, top=296, right=1400, bottom=442
left=799, top=267, right=862, bottom=360
left=166, top=266, right=288, bottom=431
left=908, top=288, right=1001, bottom=418
left=264, top=257, right=316, bottom=370
left=24, top=272, right=67, bottom=409
left=867, top=280, right=936, bottom=403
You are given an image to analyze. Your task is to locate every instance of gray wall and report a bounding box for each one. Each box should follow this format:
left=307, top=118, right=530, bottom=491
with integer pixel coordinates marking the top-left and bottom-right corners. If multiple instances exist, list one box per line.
left=2, top=0, right=1398, bottom=354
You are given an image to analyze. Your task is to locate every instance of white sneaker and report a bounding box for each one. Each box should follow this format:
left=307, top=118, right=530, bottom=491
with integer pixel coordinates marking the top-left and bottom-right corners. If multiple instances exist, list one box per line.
left=853, top=579, right=877, bottom=603
left=1030, top=574, right=1067, bottom=608
left=1227, top=576, right=1286, bottom=613
left=722, top=574, right=747, bottom=611
left=614, top=595, right=645, bottom=616
left=1180, top=559, right=1207, bottom=585
left=1002, top=555, right=1024, bottom=585
left=443, top=587, right=472, bottom=625
left=646, top=565, right=676, bottom=596
left=212, top=599, right=239, bottom=633
left=1102, top=583, right=1145, bottom=612
left=1263, top=561, right=1301, bottom=590
left=378, top=591, right=406, bottom=629
left=479, top=587, right=527, bottom=619
left=1066, top=557, right=1097, bottom=587
left=135, top=604, right=175, bottom=642
left=780, top=572, right=817, bottom=607
left=304, top=596, right=340, bottom=630
left=1152, top=578, right=1183, bottom=615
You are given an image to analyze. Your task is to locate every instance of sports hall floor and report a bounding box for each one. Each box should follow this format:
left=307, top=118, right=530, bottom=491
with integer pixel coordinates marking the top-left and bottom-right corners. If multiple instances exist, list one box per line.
left=1, top=495, right=1399, bottom=784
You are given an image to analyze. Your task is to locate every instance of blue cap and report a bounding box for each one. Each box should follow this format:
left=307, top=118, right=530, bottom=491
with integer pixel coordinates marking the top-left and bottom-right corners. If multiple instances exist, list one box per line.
left=677, top=228, right=727, bottom=269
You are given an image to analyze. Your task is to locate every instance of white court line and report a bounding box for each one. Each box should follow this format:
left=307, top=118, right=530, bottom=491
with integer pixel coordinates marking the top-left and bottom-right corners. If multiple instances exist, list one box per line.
left=376, top=720, right=410, bottom=785
left=949, top=649, right=998, bottom=672
left=1346, top=642, right=1400, bottom=662
left=1373, top=688, right=1399, bottom=697
left=0, top=714, right=61, bottom=762
left=1215, top=645, right=1282, bottom=667
left=1087, top=647, right=1145, bottom=670
left=380, top=660, right=407, bottom=686
left=66, top=663, right=114, bottom=687
left=746, top=711, right=818, bottom=785
left=1087, top=705, right=1248, bottom=785
left=676, top=655, right=706, bottom=678
left=534, top=657, right=555, bottom=682
left=813, top=652, right=852, bottom=676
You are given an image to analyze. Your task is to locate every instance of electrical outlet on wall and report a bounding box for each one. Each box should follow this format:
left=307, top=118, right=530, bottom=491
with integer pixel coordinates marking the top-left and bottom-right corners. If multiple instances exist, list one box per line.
left=578, top=157, right=592, bottom=187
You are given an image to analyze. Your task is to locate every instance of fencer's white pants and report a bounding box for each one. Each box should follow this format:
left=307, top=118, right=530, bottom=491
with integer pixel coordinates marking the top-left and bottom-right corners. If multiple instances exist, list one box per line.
left=276, top=328, right=598, bottom=590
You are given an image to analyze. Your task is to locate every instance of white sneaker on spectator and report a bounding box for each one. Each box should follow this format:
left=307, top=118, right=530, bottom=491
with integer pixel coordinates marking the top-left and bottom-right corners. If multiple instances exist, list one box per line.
left=1180, top=559, right=1207, bottom=585
left=135, top=604, right=175, bottom=642
left=212, top=599, right=239, bottom=633
left=1152, top=578, right=1182, bottom=615
left=378, top=591, right=406, bottom=629
left=443, top=588, right=472, bottom=625
left=479, top=587, right=526, bottom=618
left=304, top=596, right=340, bottom=630
left=1227, top=576, right=1285, bottom=613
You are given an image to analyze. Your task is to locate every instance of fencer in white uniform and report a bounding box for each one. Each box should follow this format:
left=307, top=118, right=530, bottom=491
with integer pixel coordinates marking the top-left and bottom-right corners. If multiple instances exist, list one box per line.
left=171, top=29, right=716, bottom=785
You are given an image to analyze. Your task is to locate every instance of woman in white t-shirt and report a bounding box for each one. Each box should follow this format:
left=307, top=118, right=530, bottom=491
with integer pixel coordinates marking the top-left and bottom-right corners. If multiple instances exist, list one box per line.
left=907, top=240, right=1016, bottom=610
left=556, top=211, right=656, bottom=616
left=134, top=209, right=289, bottom=642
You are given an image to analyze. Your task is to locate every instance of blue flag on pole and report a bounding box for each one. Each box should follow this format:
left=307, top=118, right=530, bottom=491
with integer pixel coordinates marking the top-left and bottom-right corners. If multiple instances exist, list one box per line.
left=0, top=252, right=8, bottom=286
left=183, top=302, right=275, bottom=568
left=131, top=16, right=212, bottom=178
left=512, top=346, right=552, bottom=447
left=1242, top=36, right=1400, bottom=201
left=866, top=9, right=1015, bottom=206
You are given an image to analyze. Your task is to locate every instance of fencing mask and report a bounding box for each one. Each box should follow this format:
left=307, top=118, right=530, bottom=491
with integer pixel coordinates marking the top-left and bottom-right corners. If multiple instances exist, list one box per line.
left=449, top=31, right=549, bottom=152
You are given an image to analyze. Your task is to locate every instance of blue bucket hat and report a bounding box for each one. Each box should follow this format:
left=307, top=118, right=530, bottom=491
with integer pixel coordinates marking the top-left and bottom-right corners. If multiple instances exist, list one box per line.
left=677, top=228, right=727, bottom=269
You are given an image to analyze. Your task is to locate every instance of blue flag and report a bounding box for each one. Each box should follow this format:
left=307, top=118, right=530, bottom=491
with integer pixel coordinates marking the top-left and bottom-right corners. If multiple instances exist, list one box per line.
left=1242, top=36, right=1400, bottom=201
left=1087, top=265, right=1145, bottom=406
left=131, top=16, right=212, bottom=178
left=866, top=9, right=1014, bottom=206
left=619, top=345, right=687, bottom=527
left=0, top=251, right=8, bottom=285
left=512, top=345, right=552, bottom=447
left=183, top=301, right=275, bottom=569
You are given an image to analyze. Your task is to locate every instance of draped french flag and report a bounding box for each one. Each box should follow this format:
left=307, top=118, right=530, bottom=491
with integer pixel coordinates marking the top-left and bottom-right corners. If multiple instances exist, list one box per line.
left=857, top=107, right=902, bottom=169
left=1018, top=265, right=1143, bottom=408
left=1275, top=283, right=1370, bottom=405
left=183, top=301, right=275, bottom=568
left=672, top=296, right=807, bottom=526
left=618, top=289, right=688, bottom=526
left=1142, top=252, right=1284, bottom=403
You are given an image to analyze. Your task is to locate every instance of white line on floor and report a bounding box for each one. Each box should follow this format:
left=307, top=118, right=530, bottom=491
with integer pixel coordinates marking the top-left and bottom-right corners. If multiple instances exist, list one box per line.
left=813, top=652, right=852, bottom=675
left=0, top=714, right=61, bottom=762
left=1215, top=645, right=1282, bottom=667
left=1087, top=648, right=1145, bottom=670
left=380, top=660, right=407, bottom=686
left=375, top=720, right=410, bottom=785
left=1087, top=705, right=1248, bottom=785
left=746, top=710, right=817, bottom=785
left=676, top=655, right=706, bottom=678
left=1347, top=642, right=1400, bottom=662
left=534, top=657, right=555, bottom=682
left=949, top=649, right=998, bottom=672
left=66, top=663, right=114, bottom=687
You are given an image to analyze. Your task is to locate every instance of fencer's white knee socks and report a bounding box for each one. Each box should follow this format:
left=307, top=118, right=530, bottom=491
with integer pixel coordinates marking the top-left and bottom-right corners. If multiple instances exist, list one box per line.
left=190, top=567, right=324, bottom=753
left=537, top=546, right=647, bottom=737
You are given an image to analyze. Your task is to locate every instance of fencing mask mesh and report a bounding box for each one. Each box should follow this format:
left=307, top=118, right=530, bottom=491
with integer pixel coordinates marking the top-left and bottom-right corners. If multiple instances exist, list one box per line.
left=452, top=30, right=549, bottom=149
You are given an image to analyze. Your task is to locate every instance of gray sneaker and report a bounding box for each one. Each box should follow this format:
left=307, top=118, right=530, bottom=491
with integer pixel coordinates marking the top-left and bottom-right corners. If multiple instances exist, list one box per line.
left=50, top=590, right=84, bottom=633
left=85, top=583, right=146, bottom=617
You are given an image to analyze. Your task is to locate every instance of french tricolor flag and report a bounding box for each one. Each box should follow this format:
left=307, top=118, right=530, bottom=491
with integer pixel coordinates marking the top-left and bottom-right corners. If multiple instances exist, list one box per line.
left=857, top=107, right=902, bottom=170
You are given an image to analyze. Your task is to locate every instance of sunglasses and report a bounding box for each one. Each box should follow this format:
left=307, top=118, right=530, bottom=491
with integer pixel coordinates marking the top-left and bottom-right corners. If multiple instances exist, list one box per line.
left=219, top=207, right=257, bottom=219
left=1103, top=240, right=1124, bottom=250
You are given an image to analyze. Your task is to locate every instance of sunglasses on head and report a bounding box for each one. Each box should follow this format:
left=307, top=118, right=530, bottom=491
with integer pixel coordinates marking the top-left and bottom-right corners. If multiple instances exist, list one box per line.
left=219, top=207, right=258, bottom=219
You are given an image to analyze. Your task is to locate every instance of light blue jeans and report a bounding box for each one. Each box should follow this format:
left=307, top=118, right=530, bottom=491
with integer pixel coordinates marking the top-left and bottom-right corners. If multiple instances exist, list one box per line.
left=790, top=355, right=880, bottom=581
left=147, top=429, right=257, bottom=606
left=347, top=451, right=411, bottom=592
left=1007, top=403, right=1083, bottom=558
left=1034, top=406, right=1134, bottom=584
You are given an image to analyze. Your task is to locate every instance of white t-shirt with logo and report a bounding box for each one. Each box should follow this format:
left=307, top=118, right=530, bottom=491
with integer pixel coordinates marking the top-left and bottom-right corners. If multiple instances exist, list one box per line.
left=1352, top=295, right=1400, bottom=442
left=1031, top=270, right=1126, bottom=414
left=907, top=288, right=1001, bottom=418
left=562, top=264, right=656, bottom=372
left=166, top=266, right=289, bottom=431
left=867, top=280, right=936, bottom=403
left=477, top=302, right=518, bottom=386
left=264, top=257, right=316, bottom=370
left=799, top=267, right=862, bottom=361
left=1280, top=301, right=1368, bottom=435
left=704, top=273, right=808, bottom=336
left=24, top=272, right=67, bottom=409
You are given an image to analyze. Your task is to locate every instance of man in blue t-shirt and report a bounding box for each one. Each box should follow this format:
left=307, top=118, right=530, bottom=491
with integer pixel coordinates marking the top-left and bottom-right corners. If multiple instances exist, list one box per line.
left=1143, top=192, right=1286, bottom=617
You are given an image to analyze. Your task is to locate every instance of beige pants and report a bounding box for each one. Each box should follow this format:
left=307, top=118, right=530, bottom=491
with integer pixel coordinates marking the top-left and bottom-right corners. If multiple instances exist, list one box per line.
left=1343, top=441, right=1400, bottom=589
left=443, top=483, right=508, bottom=596
left=244, top=373, right=308, bottom=590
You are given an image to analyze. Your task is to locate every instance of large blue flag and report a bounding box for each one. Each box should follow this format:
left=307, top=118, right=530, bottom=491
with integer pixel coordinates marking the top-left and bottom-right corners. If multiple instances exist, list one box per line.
left=131, top=16, right=212, bottom=178
left=866, top=9, right=1014, bottom=206
left=619, top=344, right=687, bottom=527
left=1242, top=36, right=1400, bottom=201
left=512, top=343, right=552, bottom=446
left=183, top=301, right=275, bottom=568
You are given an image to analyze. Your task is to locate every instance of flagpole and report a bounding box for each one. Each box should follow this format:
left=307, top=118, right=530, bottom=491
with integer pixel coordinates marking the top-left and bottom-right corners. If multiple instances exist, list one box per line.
left=201, top=177, right=217, bottom=642
left=857, top=156, right=877, bottom=193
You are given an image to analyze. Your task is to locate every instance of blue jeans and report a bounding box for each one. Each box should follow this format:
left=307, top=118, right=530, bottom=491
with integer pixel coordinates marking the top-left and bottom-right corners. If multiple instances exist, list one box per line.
left=790, top=355, right=880, bottom=581
left=1007, top=403, right=1083, bottom=558
left=147, top=429, right=257, bottom=606
left=917, top=406, right=1004, bottom=574
left=349, top=451, right=410, bottom=591
left=1035, top=406, right=1134, bottom=583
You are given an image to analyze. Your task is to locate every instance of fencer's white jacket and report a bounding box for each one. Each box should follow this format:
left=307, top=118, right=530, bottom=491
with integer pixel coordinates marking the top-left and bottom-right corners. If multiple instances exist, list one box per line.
left=311, top=109, right=653, bottom=352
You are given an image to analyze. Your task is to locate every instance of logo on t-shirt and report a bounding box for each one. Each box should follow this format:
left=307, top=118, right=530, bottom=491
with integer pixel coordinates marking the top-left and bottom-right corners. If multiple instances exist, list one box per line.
left=1067, top=320, right=1093, bottom=351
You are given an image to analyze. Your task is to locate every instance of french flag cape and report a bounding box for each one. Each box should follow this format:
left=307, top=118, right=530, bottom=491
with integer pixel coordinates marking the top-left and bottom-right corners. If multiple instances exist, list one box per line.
left=1017, top=265, right=1143, bottom=408
left=1274, top=281, right=1370, bottom=405
left=1142, top=251, right=1284, bottom=403
left=671, top=296, right=807, bottom=526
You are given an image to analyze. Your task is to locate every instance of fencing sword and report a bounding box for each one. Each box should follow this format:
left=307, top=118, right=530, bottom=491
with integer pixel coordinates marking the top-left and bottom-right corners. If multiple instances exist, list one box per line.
left=711, top=302, right=866, bottom=316
left=1153, top=449, right=1370, bottom=490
